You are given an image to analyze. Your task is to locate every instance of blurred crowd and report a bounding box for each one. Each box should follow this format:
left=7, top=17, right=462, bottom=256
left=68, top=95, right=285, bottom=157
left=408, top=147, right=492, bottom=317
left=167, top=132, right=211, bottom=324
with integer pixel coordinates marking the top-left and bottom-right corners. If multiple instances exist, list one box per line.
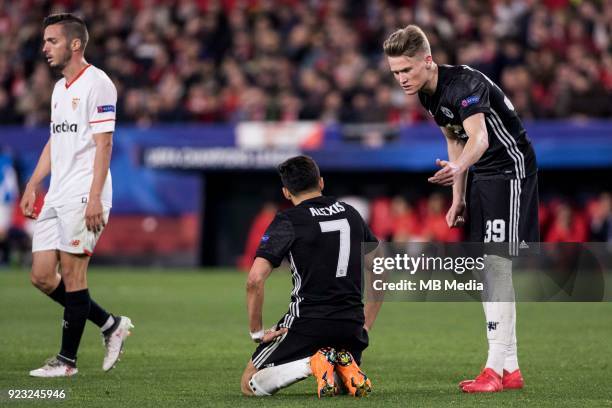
left=0, top=0, right=611, bottom=127
left=239, top=191, right=612, bottom=269
left=356, top=191, right=612, bottom=243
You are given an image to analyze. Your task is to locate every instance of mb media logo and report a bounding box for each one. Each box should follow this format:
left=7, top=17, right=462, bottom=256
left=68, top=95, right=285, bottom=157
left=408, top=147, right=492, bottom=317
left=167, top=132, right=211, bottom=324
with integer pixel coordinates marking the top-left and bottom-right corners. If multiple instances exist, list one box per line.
left=51, top=121, right=78, bottom=133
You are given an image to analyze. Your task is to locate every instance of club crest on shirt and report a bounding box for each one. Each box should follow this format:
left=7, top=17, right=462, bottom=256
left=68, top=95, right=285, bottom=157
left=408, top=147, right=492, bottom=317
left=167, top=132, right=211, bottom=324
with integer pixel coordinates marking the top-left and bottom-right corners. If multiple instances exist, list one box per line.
left=72, top=97, right=80, bottom=111
left=440, top=106, right=454, bottom=118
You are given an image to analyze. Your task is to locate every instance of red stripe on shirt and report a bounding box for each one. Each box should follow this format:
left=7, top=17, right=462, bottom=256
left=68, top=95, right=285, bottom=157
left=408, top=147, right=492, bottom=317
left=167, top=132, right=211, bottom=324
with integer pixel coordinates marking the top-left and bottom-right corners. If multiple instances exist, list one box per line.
left=89, top=119, right=116, bottom=124
left=65, top=64, right=92, bottom=89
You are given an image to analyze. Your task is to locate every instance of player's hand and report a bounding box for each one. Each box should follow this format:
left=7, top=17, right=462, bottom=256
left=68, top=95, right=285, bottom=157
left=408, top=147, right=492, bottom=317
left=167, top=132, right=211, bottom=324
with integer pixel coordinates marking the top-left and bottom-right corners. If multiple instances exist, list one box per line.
left=428, top=159, right=464, bottom=186
left=85, top=197, right=105, bottom=233
left=446, top=200, right=466, bottom=228
left=261, top=327, right=288, bottom=344
left=20, top=183, right=38, bottom=219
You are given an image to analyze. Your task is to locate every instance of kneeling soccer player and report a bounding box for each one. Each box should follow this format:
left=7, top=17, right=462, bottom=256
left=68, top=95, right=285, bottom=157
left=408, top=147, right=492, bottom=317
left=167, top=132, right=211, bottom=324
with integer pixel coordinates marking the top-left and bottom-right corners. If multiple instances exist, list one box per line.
left=240, top=155, right=382, bottom=398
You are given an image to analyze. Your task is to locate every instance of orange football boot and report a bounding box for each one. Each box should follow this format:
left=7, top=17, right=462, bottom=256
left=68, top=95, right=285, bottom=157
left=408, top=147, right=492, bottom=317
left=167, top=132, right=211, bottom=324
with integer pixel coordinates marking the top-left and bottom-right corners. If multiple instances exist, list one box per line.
left=310, top=347, right=337, bottom=398
left=334, top=350, right=372, bottom=397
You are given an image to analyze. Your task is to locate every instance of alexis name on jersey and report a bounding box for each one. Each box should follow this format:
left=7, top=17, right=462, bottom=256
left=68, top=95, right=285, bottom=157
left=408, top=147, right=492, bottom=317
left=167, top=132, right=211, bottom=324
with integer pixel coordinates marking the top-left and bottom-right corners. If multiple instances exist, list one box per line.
left=309, top=202, right=346, bottom=217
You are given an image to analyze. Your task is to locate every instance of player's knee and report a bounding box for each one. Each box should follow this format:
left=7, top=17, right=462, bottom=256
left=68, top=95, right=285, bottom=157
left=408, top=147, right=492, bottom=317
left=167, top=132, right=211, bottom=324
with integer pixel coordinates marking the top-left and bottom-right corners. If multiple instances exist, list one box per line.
left=30, top=272, right=46, bottom=290
left=30, top=270, right=54, bottom=292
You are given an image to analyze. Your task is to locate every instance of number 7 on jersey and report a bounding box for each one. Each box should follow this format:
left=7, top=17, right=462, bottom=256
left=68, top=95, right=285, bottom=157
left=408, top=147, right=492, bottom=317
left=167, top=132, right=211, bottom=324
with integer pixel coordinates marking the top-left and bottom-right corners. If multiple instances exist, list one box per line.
left=319, top=219, right=350, bottom=277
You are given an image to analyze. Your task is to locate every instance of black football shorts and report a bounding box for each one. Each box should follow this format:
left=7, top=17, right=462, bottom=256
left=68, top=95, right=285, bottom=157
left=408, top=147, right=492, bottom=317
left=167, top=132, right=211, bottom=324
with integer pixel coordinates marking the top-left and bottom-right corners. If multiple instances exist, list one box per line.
left=467, top=174, right=539, bottom=256
left=251, top=316, right=369, bottom=369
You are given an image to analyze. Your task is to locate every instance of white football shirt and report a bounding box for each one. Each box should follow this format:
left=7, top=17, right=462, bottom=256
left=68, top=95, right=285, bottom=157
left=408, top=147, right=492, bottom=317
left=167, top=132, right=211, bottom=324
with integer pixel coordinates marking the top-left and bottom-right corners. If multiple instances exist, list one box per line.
left=46, top=64, right=116, bottom=208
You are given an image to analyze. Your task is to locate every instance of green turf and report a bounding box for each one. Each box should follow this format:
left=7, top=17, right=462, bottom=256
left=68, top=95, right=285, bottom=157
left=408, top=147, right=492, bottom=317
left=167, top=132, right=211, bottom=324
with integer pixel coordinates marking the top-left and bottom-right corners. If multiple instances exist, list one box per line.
left=1, top=268, right=611, bottom=407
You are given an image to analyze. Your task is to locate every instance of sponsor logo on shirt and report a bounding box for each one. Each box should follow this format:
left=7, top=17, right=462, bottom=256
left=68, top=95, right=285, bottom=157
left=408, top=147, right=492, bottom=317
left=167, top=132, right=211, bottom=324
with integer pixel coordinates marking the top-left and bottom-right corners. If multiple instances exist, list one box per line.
left=461, top=95, right=480, bottom=107
left=97, top=105, right=115, bottom=113
left=51, top=121, right=78, bottom=133
left=440, top=106, right=454, bottom=118
left=261, top=234, right=270, bottom=243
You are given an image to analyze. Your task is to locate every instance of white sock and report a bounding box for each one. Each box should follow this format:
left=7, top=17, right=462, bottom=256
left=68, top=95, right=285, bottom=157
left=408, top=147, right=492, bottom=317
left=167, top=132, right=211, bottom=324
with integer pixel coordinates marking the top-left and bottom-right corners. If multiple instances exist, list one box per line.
left=485, top=340, right=506, bottom=376
left=100, top=316, right=115, bottom=332
left=504, top=303, right=520, bottom=372
left=481, top=255, right=515, bottom=377
left=249, top=357, right=311, bottom=396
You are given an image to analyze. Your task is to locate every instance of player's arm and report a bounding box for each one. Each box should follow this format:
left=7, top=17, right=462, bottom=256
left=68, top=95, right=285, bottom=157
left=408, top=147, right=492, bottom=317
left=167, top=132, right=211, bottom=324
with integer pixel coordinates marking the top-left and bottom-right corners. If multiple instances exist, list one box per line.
left=21, top=139, right=51, bottom=218
left=429, top=115, right=489, bottom=227
left=443, top=126, right=469, bottom=228
left=86, top=132, right=113, bottom=232
left=428, top=114, right=488, bottom=187
left=246, top=257, right=287, bottom=343
left=246, top=214, right=293, bottom=343
left=364, top=243, right=384, bottom=331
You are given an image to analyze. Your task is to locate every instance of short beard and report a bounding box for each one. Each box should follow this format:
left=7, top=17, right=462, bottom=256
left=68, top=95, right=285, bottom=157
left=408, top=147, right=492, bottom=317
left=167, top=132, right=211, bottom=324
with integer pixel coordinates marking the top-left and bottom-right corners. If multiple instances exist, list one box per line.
left=50, top=47, right=72, bottom=72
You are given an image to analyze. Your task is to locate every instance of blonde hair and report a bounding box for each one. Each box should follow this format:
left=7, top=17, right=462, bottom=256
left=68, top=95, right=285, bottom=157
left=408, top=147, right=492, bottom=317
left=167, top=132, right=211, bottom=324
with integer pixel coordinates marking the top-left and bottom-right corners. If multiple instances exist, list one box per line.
left=383, top=25, right=431, bottom=57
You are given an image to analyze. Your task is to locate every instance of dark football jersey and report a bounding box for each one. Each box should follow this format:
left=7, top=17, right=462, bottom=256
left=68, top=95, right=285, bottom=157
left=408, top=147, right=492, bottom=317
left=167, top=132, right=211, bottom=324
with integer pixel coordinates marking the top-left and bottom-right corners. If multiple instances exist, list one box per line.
left=255, top=196, right=378, bottom=325
left=418, top=64, right=537, bottom=180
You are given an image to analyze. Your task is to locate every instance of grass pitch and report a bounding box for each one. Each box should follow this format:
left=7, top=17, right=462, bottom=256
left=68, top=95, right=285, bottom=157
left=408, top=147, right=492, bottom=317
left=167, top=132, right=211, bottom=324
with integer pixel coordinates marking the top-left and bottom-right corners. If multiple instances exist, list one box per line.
left=1, top=268, right=611, bottom=407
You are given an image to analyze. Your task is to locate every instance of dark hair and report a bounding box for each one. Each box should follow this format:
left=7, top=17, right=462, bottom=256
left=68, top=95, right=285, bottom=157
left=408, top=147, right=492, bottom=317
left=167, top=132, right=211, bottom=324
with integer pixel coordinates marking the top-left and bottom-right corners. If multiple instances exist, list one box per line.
left=43, top=13, right=89, bottom=50
left=277, top=155, right=321, bottom=195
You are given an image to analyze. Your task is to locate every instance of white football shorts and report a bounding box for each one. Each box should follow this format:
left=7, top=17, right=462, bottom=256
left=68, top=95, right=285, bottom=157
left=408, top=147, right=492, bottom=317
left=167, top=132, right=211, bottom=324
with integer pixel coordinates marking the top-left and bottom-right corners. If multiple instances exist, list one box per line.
left=32, top=202, right=110, bottom=256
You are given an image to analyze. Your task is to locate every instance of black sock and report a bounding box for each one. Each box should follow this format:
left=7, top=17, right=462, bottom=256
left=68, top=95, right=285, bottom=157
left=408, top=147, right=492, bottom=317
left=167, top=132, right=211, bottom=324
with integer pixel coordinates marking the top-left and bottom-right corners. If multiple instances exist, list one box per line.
left=58, top=289, right=91, bottom=365
left=48, top=279, right=66, bottom=304
left=48, top=279, right=111, bottom=328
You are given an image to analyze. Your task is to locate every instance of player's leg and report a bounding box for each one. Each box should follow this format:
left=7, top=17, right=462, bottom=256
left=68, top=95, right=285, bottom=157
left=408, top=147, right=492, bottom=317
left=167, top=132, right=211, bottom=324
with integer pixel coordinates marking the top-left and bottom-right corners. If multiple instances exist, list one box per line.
left=461, top=178, right=514, bottom=393
left=241, top=357, right=312, bottom=397
left=31, top=250, right=61, bottom=293
left=56, top=250, right=91, bottom=367
left=242, top=325, right=313, bottom=397
left=30, top=206, right=61, bottom=294
left=60, top=203, right=133, bottom=372
left=29, top=208, right=78, bottom=377
left=243, top=316, right=336, bottom=397
left=29, top=250, right=89, bottom=377
left=501, top=174, right=539, bottom=389
left=29, top=205, right=118, bottom=333
left=31, top=250, right=117, bottom=330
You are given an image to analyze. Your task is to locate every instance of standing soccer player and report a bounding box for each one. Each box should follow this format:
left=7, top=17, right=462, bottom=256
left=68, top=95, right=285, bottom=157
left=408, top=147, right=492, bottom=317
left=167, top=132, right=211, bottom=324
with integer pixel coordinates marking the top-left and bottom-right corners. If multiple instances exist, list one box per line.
left=20, top=13, right=133, bottom=377
left=240, top=156, right=382, bottom=398
left=383, top=25, right=539, bottom=392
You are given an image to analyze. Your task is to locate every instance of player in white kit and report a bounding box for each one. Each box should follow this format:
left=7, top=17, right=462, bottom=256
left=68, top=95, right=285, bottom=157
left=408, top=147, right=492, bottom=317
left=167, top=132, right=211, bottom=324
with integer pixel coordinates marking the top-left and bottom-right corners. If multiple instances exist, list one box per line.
left=20, top=13, right=133, bottom=377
